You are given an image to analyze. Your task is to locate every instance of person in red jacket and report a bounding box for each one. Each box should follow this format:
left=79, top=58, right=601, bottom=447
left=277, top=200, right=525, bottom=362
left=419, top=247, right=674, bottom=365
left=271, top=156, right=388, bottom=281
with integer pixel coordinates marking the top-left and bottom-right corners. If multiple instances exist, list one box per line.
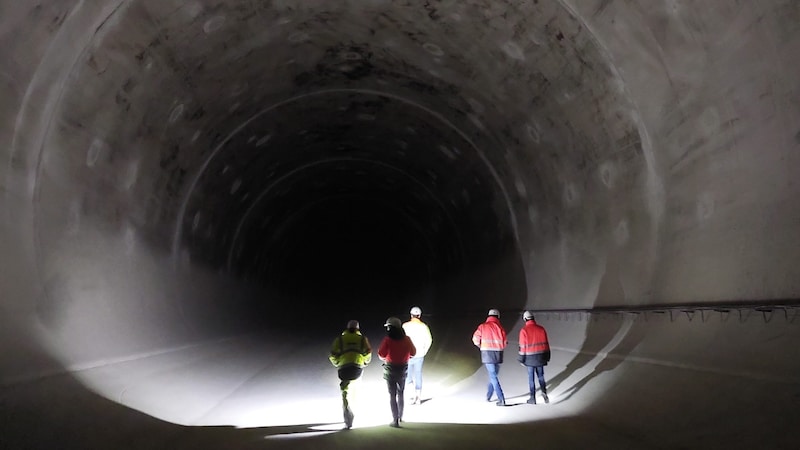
left=378, top=316, right=416, bottom=427
left=518, top=311, right=551, bottom=404
left=472, top=309, right=508, bottom=406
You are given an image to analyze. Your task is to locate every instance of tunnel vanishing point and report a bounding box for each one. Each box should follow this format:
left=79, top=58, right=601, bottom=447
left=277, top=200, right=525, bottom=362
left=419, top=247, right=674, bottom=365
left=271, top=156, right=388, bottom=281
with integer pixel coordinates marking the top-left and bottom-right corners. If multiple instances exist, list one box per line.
left=1, top=1, right=799, bottom=449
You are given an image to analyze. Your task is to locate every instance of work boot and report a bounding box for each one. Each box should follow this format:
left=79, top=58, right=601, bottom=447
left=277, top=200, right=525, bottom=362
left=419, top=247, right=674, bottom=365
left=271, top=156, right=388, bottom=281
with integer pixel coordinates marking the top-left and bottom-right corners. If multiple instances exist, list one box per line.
left=526, top=396, right=536, bottom=405
left=541, top=386, right=549, bottom=404
left=496, top=399, right=506, bottom=406
left=390, top=418, right=400, bottom=428
left=412, top=389, right=421, bottom=405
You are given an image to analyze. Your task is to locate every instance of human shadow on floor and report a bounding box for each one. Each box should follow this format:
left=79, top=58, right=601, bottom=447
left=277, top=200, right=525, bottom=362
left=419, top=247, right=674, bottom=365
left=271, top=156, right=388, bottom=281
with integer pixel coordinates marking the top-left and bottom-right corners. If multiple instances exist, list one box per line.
left=556, top=318, right=647, bottom=402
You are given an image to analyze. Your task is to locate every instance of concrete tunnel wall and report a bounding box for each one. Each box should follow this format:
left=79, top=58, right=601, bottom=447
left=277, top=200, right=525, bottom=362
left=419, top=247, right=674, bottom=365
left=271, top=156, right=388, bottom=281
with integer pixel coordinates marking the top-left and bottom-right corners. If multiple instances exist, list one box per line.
left=1, top=0, right=799, bottom=444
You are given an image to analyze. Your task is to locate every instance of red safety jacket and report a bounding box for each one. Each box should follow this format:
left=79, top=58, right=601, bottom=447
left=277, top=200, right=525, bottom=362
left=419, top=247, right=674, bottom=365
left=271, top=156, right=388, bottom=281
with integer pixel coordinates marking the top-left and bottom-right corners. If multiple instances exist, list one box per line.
left=378, top=335, right=416, bottom=365
left=472, top=316, right=507, bottom=364
left=518, top=319, right=551, bottom=367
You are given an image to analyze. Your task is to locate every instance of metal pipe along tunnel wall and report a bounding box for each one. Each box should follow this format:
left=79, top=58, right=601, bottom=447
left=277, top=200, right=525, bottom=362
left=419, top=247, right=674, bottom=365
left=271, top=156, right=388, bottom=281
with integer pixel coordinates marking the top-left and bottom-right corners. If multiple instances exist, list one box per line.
left=1, top=0, right=799, bottom=447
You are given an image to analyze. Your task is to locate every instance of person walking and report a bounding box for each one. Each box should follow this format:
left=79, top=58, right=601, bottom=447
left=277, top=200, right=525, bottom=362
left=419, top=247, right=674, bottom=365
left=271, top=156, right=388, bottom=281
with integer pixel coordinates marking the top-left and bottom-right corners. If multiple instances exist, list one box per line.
left=329, top=319, right=372, bottom=429
left=378, top=317, right=416, bottom=427
left=518, top=311, right=551, bottom=404
left=472, top=309, right=508, bottom=406
left=402, top=306, right=432, bottom=405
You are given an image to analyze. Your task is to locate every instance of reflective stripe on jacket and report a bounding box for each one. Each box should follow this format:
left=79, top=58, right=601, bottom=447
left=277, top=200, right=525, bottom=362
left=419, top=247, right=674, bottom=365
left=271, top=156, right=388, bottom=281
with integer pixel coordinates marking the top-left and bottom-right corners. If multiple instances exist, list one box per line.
left=518, top=320, right=550, bottom=367
left=330, top=330, right=372, bottom=369
left=472, top=316, right=507, bottom=352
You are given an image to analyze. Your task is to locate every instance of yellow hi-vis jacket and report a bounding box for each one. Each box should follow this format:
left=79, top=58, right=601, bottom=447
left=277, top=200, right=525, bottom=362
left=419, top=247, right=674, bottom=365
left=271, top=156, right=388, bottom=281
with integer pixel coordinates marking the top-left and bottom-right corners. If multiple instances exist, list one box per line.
left=402, top=318, right=432, bottom=358
left=330, top=330, right=372, bottom=369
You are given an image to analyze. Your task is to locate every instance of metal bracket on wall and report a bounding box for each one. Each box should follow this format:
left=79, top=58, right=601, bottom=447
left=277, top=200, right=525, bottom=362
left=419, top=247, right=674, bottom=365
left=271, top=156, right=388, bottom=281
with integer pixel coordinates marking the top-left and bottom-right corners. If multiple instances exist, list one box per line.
left=528, top=300, right=800, bottom=324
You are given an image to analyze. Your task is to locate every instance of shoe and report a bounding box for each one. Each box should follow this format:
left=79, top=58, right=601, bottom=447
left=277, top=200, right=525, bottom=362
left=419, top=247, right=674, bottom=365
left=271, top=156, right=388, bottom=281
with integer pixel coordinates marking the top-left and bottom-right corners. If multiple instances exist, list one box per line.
left=496, top=400, right=506, bottom=406
left=542, top=393, right=549, bottom=404
left=390, top=419, right=400, bottom=428
left=411, top=396, right=420, bottom=405
left=343, top=407, right=354, bottom=429
left=526, top=397, right=536, bottom=405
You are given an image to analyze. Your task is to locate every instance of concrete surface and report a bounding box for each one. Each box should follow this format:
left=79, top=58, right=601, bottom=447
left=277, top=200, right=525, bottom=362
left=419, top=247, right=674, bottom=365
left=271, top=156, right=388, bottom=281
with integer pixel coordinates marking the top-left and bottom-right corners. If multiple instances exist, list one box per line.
left=1, top=1, right=799, bottom=449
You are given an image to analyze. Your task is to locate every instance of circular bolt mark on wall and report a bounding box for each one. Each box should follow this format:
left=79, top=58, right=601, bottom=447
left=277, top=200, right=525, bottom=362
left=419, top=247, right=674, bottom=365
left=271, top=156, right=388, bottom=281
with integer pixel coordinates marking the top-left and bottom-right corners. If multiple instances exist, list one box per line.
left=86, top=138, right=106, bottom=167
left=565, top=184, right=578, bottom=204
left=526, top=124, right=540, bottom=143
left=501, top=41, right=525, bottom=61
left=527, top=205, right=538, bottom=223
left=203, top=15, right=226, bottom=34
left=515, top=179, right=527, bottom=197
left=230, top=178, right=242, bottom=194
left=169, top=104, right=184, bottom=123
left=696, top=192, right=715, bottom=221
left=468, top=114, right=485, bottom=130
left=438, top=145, right=456, bottom=160
left=422, top=42, right=444, bottom=56
left=256, top=135, right=272, bottom=147
left=192, top=212, right=201, bottom=232
left=467, top=98, right=485, bottom=114
left=599, top=162, right=616, bottom=188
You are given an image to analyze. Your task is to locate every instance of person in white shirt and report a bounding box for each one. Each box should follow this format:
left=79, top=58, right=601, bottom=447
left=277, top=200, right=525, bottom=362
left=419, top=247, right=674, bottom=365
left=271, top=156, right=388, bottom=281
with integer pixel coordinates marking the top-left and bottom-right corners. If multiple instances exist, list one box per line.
left=402, top=306, right=433, bottom=405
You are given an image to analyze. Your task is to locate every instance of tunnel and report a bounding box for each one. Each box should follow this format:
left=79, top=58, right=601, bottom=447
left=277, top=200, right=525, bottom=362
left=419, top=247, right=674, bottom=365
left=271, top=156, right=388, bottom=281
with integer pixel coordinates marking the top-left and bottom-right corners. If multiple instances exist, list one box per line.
left=1, top=1, right=799, bottom=449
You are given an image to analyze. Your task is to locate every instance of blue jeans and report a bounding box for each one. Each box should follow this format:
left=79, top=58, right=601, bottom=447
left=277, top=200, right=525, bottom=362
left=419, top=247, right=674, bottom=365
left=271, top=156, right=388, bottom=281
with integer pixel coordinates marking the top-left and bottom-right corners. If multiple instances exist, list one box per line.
left=484, top=363, right=504, bottom=402
left=407, top=357, right=424, bottom=390
left=526, top=365, right=546, bottom=394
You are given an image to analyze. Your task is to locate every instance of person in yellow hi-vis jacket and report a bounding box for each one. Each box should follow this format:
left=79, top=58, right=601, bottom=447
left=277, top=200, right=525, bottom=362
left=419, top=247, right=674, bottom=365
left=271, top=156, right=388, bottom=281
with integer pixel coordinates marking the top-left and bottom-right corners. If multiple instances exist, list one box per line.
left=329, top=319, right=372, bottom=429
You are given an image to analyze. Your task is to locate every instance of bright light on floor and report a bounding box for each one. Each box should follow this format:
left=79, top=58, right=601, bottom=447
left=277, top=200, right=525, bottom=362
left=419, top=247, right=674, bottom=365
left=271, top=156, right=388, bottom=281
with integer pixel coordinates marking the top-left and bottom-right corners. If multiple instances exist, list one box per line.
left=36, top=331, right=589, bottom=433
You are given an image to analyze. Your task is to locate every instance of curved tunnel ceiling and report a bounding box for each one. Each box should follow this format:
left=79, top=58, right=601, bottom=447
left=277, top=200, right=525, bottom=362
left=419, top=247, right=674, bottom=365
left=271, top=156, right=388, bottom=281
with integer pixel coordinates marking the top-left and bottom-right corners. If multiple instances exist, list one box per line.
left=26, top=0, right=660, bottom=321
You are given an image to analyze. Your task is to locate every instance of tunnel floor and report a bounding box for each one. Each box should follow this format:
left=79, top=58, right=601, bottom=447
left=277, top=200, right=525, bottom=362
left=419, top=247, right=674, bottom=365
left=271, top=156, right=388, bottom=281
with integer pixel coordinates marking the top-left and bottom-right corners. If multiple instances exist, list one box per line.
left=3, top=316, right=798, bottom=450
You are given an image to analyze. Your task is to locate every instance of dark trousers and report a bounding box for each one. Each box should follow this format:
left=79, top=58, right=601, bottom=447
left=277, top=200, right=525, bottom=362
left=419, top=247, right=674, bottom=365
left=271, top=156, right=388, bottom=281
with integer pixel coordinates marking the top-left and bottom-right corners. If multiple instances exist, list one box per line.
left=384, top=364, right=408, bottom=421
left=526, top=365, right=546, bottom=395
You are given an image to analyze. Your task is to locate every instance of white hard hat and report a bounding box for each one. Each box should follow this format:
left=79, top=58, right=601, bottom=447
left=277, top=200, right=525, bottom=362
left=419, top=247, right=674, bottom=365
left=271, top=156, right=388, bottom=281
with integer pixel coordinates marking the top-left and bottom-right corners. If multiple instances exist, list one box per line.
left=488, top=308, right=500, bottom=317
left=410, top=306, right=422, bottom=316
left=523, top=311, right=534, bottom=321
left=384, top=317, right=402, bottom=328
left=347, top=320, right=360, bottom=330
